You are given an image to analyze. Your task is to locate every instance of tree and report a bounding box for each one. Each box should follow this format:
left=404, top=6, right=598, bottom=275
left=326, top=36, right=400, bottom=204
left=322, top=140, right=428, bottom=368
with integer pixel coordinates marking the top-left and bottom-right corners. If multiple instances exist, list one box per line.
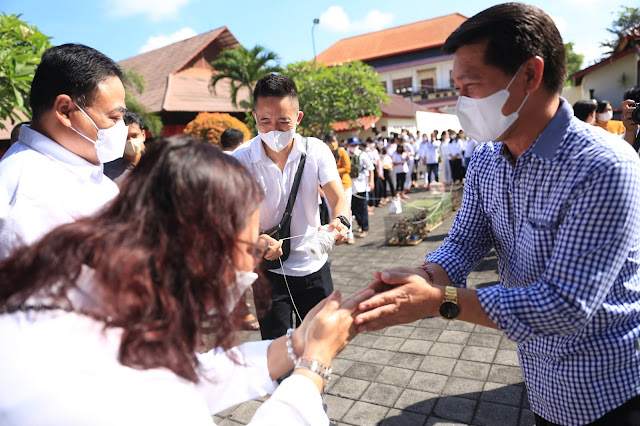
left=0, top=13, right=52, bottom=129
left=601, top=6, right=640, bottom=54
left=210, top=45, right=282, bottom=110
left=564, top=42, right=584, bottom=84
left=285, top=61, right=389, bottom=137
left=183, top=112, right=251, bottom=146
left=122, top=68, right=163, bottom=138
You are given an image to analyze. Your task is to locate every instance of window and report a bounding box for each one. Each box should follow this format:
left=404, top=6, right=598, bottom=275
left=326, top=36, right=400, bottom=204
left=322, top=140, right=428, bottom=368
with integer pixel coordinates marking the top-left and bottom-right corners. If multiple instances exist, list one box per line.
left=392, top=78, right=413, bottom=96
left=420, top=78, right=435, bottom=93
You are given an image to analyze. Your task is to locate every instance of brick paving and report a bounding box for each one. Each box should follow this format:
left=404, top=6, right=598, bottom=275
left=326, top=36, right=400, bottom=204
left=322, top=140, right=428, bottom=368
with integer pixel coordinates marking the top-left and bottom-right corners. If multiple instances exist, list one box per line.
left=213, top=186, right=535, bottom=426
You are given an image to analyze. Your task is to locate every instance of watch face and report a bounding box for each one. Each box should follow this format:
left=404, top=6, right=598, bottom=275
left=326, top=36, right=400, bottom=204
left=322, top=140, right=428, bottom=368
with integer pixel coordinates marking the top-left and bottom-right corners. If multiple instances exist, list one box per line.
left=439, top=301, right=460, bottom=320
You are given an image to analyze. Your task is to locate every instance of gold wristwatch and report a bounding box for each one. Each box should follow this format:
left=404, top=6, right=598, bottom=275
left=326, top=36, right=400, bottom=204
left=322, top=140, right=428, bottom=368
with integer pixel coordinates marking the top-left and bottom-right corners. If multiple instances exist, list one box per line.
left=439, top=286, right=460, bottom=320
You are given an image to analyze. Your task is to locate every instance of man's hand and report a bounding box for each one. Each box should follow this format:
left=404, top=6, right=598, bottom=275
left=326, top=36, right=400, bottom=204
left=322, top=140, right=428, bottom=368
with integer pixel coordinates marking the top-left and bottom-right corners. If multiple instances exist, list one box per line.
left=260, top=233, right=283, bottom=260
left=621, top=99, right=639, bottom=147
left=326, top=218, right=348, bottom=246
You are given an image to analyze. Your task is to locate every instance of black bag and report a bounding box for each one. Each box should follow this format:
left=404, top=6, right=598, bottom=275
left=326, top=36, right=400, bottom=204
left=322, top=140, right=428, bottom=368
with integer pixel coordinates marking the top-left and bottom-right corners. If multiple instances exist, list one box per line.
left=261, top=137, right=307, bottom=270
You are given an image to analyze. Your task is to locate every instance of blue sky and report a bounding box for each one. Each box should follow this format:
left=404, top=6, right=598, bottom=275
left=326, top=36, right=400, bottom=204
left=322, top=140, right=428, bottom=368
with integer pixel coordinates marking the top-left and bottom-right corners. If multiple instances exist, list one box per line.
left=5, top=0, right=631, bottom=69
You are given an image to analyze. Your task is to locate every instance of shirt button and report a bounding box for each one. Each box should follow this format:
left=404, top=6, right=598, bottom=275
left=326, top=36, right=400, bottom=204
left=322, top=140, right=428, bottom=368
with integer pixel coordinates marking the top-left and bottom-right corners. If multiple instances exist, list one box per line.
left=514, top=179, right=520, bottom=185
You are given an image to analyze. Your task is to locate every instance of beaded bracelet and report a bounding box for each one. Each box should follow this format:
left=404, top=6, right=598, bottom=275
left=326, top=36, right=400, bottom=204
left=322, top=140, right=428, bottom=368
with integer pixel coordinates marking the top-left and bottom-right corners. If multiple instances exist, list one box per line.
left=419, top=262, right=435, bottom=284
left=295, top=358, right=332, bottom=385
left=285, top=328, right=298, bottom=365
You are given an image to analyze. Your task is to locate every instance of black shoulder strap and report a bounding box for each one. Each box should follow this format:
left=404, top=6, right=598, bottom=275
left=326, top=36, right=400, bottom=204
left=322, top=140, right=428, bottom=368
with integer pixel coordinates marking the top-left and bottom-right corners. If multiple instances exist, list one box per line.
left=280, top=137, right=307, bottom=226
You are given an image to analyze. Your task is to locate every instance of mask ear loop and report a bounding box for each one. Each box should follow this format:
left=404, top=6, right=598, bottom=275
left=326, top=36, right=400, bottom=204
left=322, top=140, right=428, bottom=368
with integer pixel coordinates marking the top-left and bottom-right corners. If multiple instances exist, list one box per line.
left=504, top=63, right=531, bottom=115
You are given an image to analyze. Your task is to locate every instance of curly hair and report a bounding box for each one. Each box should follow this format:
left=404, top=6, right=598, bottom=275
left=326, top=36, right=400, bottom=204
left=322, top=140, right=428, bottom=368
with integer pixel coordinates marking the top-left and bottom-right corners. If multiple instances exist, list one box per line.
left=0, top=136, right=264, bottom=382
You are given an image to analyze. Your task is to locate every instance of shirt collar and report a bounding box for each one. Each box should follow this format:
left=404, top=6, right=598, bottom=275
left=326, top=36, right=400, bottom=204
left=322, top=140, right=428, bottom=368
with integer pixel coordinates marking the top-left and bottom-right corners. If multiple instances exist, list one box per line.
left=248, top=133, right=305, bottom=165
left=18, top=125, right=106, bottom=181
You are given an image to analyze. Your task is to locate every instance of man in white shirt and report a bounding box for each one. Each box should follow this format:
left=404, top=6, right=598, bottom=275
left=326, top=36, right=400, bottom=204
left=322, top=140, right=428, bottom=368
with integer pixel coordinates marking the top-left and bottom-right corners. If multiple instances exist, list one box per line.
left=347, top=136, right=375, bottom=238
left=220, top=128, right=246, bottom=154
left=418, top=136, right=441, bottom=189
left=233, top=74, right=350, bottom=340
left=0, top=44, right=126, bottom=259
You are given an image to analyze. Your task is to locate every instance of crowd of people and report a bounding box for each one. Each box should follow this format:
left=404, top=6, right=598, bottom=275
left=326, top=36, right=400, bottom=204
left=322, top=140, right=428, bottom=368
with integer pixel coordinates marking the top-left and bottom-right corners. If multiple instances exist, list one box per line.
left=1, top=3, right=640, bottom=425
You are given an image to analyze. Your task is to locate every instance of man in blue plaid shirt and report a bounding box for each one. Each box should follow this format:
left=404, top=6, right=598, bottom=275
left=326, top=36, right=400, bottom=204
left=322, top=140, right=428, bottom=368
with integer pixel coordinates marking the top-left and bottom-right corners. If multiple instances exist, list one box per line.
left=355, top=4, right=640, bottom=425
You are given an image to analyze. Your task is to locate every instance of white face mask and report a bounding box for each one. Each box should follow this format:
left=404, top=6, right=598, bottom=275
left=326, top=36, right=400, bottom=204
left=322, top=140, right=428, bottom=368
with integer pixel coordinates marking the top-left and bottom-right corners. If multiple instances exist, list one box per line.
left=221, top=269, right=259, bottom=314
left=597, top=111, right=613, bottom=122
left=259, top=127, right=296, bottom=153
left=125, top=137, right=145, bottom=156
left=71, top=102, right=128, bottom=163
left=455, top=66, right=530, bottom=143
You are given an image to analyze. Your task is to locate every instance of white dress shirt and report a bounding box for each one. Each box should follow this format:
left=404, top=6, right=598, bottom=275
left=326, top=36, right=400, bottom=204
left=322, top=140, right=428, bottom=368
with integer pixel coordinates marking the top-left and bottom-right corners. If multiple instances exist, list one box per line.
left=233, top=134, right=340, bottom=276
left=351, top=148, right=375, bottom=194
left=0, top=125, right=119, bottom=259
left=447, top=140, right=464, bottom=159
left=418, top=140, right=441, bottom=164
left=0, top=310, right=327, bottom=425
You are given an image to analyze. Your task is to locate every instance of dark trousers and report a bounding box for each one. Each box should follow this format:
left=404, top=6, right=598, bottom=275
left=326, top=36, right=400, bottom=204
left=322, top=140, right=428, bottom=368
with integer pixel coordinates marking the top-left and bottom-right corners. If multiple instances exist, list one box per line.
left=258, top=261, right=334, bottom=340
left=426, top=163, right=439, bottom=183
left=449, top=158, right=464, bottom=182
left=534, top=394, right=640, bottom=426
left=352, top=191, right=369, bottom=231
left=383, top=169, right=396, bottom=197
left=396, top=172, right=407, bottom=192
left=369, top=166, right=383, bottom=207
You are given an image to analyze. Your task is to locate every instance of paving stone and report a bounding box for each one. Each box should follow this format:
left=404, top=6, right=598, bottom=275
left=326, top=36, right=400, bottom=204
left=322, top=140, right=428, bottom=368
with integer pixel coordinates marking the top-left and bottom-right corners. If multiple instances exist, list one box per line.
left=344, top=362, right=384, bottom=381
left=494, top=349, right=520, bottom=366
left=466, top=333, right=501, bottom=348
left=410, top=327, right=441, bottom=341
left=429, top=342, right=464, bottom=358
left=519, top=408, right=536, bottom=426
left=425, top=416, right=469, bottom=426
left=442, top=377, right=484, bottom=399
left=324, top=394, right=355, bottom=422
left=372, top=336, right=405, bottom=351
left=407, top=371, right=448, bottom=393
left=324, top=374, right=341, bottom=394
left=360, top=383, right=404, bottom=407
left=452, top=359, right=491, bottom=380
left=217, top=419, right=244, bottom=426
left=460, top=345, right=497, bottom=363
left=473, top=401, right=520, bottom=426
left=500, top=337, right=519, bottom=350
left=474, top=325, right=504, bottom=335
left=393, top=388, right=438, bottom=415
left=398, top=339, right=433, bottom=354
left=444, top=321, right=475, bottom=332
left=341, top=401, right=390, bottom=425
left=380, top=409, right=427, bottom=426
left=337, top=345, right=368, bottom=361
left=418, top=355, right=457, bottom=375
left=359, top=348, right=395, bottom=365
left=331, top=358, right=355, bottom=376
left=226, top=400, right=262, bottom=424
left=383, top=325, right=416, bottom=338
left=420, top=317, right=449, bottom=329
left=437, top=330, right=471, bottom=344
left=349, top=333, right=379, bottom=348
left=432, top=396, right=477, bottom=424
left=481, top=382, right=523, bottom=407
left=327, top=377, right=371, bottom=399
left=488, top=364, right=524, bottom=385
left=376, top=365, right=415, bottom=387
left=389, top=352, right=424, bottom=370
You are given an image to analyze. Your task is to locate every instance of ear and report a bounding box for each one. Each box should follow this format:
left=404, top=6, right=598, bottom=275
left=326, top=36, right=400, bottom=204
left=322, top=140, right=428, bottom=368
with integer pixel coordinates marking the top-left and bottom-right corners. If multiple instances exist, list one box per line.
left=296, top=111, right=304, bottom=125
left=53, top=94, right=74, bottom=128
left=524, top=56, right=545, bottom=93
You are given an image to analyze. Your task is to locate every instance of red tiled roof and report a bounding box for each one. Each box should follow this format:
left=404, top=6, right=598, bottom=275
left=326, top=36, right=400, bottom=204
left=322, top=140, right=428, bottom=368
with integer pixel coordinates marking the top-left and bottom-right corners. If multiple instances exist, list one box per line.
left=316, top=13, right=467, bottom=66
left=332, top=116, right=380, bottom=132
left=381, top=94, right=431, bottom=118
left=118, top=27, right=243, bottom=113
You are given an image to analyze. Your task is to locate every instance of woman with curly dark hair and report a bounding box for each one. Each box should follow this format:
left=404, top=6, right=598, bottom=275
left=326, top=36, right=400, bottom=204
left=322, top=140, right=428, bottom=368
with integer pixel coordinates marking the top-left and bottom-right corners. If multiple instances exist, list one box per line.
left=0, top=136, right=372, bottom=424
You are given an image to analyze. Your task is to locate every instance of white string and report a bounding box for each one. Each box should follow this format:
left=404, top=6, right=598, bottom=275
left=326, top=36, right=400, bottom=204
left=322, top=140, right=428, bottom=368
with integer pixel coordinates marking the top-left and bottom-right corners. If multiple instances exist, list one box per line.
left=279, top=254, right=302, bottom=324
left=279, top=233, right=307, bottom=241
left=303, top=226, right=338, bottom=260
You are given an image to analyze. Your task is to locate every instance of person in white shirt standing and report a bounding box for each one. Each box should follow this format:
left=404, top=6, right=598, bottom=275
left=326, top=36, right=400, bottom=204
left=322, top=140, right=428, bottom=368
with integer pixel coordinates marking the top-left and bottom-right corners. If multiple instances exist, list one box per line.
left=233, top=74, right=350, bottom=340
left=0, top=44, right=126, bottom=260
left=418, top=134, right=441, bottom=190
left=347, top=136, right=375, bottom=238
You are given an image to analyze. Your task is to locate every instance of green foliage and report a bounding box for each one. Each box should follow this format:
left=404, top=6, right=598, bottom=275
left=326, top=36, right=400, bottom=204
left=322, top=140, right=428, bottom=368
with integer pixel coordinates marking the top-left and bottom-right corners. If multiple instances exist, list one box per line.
left=183, top=112, right=251, bottom=146
left=0, top=13, right=52, bottom=129
left=210, top=45, right=282, bottom=110
left=564, top=43, right=584, bottom=85
left=122, top=68, right=163, bottom=137
left=285, top=61, right=389, bottom=137
left=601, top=6, right=640, bottom=54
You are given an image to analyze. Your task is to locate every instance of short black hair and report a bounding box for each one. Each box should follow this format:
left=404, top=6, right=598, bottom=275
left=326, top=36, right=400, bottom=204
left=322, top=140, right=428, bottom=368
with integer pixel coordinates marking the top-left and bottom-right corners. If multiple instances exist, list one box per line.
left=323, top=132, right=337, bottom=143
left=124, top=111, right=144, bottom=129
left=573, top=100, right=597, bottom=122
left=253, top=74, right=298, bottom=107
left=443, top=3, right=566, bottom=94
left=220, top=128, right=245, bottom=149
left=596, top=100, right=611, bottom=114
left=624, top=87, right=640, bottom=103
left=30, top=43, right=125, bottom=120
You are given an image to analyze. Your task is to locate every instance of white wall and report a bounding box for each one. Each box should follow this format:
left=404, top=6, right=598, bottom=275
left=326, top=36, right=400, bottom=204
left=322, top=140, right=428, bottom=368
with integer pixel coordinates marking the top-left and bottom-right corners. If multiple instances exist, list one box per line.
left=416, top=111, right=461, bottom=134
left=581, top=54, right=638, bottom=107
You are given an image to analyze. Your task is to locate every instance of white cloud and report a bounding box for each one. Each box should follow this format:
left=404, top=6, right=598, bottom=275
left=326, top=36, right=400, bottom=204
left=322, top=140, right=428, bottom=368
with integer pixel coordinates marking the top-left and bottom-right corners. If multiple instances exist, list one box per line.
left=574, top=41, right=608, bottom=67
left=138, top=27, right=197, bottom=53
left=107, top=0, right=191, bottom=21
left=319, top=6, right=394, bottom=33
left=550, top=15, right=567, bottom=35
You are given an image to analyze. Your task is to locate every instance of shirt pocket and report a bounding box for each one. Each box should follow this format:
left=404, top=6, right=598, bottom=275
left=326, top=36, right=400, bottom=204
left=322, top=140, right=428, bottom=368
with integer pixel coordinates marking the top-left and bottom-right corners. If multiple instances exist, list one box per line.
left=518, top=218, right=559, bottom=283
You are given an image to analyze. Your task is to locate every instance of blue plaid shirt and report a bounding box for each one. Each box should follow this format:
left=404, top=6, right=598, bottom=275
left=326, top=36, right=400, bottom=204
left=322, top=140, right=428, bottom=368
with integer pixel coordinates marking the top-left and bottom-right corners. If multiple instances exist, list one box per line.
left=427, top=99, right=640, bottom=425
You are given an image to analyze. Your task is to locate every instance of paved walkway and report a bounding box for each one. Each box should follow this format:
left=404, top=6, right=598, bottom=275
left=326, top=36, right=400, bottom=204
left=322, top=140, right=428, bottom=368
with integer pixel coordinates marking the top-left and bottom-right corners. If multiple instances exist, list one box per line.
left=213, top=186, right=535, bottom=426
